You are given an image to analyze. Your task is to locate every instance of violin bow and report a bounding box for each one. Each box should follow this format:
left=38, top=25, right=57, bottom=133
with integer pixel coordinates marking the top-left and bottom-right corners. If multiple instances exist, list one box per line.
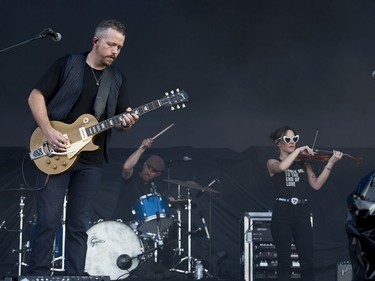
left=311, top=129, right=319, bottom=151
left=310, top=129, right=363, bottom=164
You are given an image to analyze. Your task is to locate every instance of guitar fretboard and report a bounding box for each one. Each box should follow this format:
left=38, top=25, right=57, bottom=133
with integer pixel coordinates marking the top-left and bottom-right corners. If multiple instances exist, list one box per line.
left=85, top=99, right=161, bottom=137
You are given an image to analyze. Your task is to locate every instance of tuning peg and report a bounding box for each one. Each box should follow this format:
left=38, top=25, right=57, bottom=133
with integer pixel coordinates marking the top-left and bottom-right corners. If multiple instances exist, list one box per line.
left=176, top=88, right=180, bottom=92
left=170, top=90, right=175, bottom=95
left=182, top=103, right=186, bottom=108
left=171, top=106, right=175, bottom=111
left=176, top=104, right=181, bottom=109
left=165, top=92, right=169, bottom=96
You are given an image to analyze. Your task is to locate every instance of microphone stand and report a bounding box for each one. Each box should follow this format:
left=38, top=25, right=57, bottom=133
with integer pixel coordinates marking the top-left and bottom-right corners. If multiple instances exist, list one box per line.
left=0, top=28, right=52, bottom=54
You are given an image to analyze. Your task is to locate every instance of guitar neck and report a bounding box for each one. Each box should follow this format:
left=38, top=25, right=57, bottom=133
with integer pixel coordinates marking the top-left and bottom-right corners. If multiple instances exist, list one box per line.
left=85, top=99, right=161, bottom=137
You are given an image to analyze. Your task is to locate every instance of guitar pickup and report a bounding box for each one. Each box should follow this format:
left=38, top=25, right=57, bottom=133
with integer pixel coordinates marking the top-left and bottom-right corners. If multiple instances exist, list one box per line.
left=79, top=127, right=89, bottom=140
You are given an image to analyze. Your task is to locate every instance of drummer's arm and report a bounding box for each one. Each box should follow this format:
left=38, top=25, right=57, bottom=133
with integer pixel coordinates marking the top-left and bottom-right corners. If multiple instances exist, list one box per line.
left=122, top=139, right=152, bottom=180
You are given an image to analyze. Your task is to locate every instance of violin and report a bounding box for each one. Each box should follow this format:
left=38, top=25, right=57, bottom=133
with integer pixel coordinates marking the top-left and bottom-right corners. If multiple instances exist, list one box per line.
left=295, top=149, right=363, bottom=164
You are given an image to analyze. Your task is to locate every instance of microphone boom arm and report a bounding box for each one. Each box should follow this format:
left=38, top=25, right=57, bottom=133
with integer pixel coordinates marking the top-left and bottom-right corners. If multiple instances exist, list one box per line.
left=0, top=28, right=58, bottom=54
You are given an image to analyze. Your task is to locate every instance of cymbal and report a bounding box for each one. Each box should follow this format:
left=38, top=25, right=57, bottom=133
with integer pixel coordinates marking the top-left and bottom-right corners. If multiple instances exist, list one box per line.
left=164, top=179, right=220, bottom=193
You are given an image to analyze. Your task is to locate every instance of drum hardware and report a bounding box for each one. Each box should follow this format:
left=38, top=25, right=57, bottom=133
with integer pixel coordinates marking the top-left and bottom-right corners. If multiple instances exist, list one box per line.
left=173, top=183, right=183, bottom=257
left=0, top=185, right=37, bottom=275
left=168, top=186, right=196, bottom=275
left=135, top=237, right=178, bottom=265
left=164, top=178, right=220, bottom=277
left=51, top=193, right=67, bottom=272
left=168, top=199, right=188, bottom=210
left=204, top=178, right=220, bottom=275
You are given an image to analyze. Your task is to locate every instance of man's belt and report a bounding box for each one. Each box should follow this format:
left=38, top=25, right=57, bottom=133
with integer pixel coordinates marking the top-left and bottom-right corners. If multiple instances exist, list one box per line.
left=275, top=197, right=307, bottom=205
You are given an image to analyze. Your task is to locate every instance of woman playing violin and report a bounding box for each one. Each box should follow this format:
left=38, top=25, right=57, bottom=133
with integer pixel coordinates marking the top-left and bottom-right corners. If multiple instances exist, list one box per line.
left=267, top=126, right=343, bottom=281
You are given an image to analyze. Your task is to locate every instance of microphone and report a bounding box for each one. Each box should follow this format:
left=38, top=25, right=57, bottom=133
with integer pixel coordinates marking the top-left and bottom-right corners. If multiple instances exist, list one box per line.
left=40, top=28, right=62, bottom=42
left=117, top=254, right=133, bottom=270
left=198, top=211, right=210, bottom=239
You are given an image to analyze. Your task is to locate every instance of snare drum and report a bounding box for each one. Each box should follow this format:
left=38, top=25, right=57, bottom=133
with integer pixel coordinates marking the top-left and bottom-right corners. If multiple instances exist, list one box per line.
left=85, top=221, right=143, bottom=280
left=132, top=193, right=173, bottom=234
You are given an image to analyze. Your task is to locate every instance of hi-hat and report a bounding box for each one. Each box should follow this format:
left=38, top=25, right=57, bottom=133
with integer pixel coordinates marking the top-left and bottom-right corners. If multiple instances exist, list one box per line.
left=164, top=179, right=220, bottom=193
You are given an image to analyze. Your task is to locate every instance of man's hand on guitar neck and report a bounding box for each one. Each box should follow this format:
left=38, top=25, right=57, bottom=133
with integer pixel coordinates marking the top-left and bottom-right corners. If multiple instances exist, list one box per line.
left=117, top=107, right=139, bottom=131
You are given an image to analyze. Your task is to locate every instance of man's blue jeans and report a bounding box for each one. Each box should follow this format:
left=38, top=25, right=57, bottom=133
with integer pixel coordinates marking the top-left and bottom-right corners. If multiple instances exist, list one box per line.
left=28, top=162, right=103, bottom=276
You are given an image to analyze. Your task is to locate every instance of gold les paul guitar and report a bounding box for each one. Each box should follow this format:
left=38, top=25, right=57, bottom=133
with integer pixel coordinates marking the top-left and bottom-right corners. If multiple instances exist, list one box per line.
left=29, top=89, right=188, bottom=175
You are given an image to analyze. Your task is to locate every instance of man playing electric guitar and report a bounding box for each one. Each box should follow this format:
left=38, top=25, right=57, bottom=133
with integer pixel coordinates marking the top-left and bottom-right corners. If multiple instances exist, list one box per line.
left=27, top=19, right=138, bottom=276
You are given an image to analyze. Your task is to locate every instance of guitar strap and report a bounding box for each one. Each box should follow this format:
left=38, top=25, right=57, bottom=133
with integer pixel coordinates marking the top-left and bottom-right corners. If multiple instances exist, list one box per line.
left=93, top=68, right=113, bottom=120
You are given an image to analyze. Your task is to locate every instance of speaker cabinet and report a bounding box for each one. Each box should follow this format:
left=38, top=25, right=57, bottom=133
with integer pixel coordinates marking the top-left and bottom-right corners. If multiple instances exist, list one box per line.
left=243, top=212, right=301, bottom=281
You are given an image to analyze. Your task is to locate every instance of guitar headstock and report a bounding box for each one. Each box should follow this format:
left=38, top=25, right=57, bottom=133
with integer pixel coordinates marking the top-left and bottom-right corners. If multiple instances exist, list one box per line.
left=160, top=89, right=188, bottom=110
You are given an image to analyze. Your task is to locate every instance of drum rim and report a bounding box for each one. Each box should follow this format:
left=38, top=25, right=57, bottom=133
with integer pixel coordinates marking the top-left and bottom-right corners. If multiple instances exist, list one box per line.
left=138, top=193, right=163, bottom=200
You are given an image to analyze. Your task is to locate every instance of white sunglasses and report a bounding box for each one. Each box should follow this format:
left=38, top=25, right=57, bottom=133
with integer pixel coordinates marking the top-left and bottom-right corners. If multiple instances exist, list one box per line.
left=278, top=135, right=300, bottom=144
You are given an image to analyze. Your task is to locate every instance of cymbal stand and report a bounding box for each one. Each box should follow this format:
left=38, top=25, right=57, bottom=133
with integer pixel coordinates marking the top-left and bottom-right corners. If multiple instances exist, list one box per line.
left=4, top=192, right=31, bottom=275
left=175, top=184, right=183, bottom=256
left=51, top=193, right=67, bottom=272
left=187, top=188, right=192, bottom=273
left=17, top=195, right=26, bottom=276
left=170, top=187, right=195, bottom=275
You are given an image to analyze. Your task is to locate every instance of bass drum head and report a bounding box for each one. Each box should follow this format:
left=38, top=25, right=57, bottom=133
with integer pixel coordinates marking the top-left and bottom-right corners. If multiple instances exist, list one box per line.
left=85, top=220, right=143, bottom=280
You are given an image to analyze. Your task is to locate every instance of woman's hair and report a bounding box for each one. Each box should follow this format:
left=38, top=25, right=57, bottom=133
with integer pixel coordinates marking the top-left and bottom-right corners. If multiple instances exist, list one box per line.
left=269, top=126, right=296, bottom=144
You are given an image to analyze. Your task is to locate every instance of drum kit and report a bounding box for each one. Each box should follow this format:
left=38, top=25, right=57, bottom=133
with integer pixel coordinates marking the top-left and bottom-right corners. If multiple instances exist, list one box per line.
left=85, top=178, right=220, bottom=280
left=0, top=179, right=220, bottom=279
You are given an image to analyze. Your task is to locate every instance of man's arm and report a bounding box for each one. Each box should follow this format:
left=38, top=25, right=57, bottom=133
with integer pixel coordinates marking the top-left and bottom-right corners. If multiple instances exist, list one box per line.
left=122, top=138, right=153, bottom=179
left=28, top=89, right=68, bottom=149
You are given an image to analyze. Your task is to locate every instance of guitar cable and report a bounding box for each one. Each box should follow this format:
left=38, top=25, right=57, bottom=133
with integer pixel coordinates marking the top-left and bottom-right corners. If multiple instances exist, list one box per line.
left=21, top=151, right=45, bottom=191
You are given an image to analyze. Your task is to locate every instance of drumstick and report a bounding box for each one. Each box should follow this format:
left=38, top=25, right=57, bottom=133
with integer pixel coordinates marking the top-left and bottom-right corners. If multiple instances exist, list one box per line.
left=152, top=123, right=175, bottom=140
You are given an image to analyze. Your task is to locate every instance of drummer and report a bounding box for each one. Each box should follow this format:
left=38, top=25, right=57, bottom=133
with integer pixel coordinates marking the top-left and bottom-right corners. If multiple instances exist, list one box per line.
left=112, top=137, right=180, bottom=279
left=112, top=138, right=173, bottom=224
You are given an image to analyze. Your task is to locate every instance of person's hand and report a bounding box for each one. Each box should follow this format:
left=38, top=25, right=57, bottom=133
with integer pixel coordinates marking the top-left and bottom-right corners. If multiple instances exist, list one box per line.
left=298, top=145, right=315, bottom=156
left=328, top=150, right=343, bottom=164
left=140, top=138, right=153, bottom=149
left=120, top=107, right=139, bottom=130
left=45, top=127, right=69, bottom=151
